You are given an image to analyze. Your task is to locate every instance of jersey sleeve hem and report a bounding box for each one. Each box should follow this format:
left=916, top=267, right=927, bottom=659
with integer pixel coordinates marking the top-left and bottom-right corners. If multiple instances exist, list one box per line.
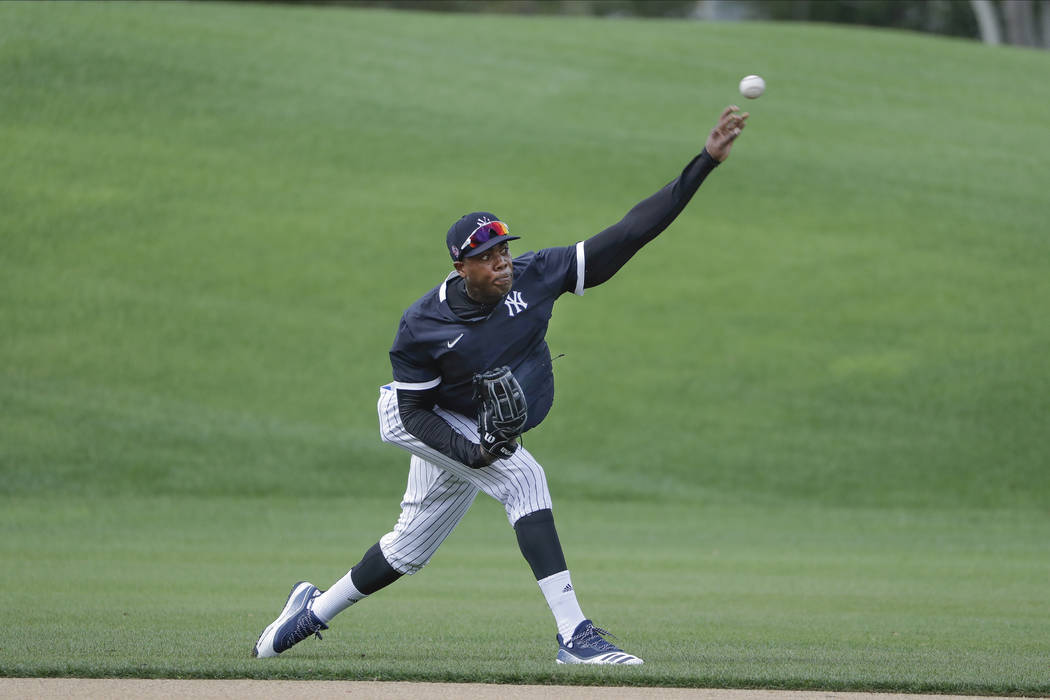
left=573, top=240, right=585, bottom=296
left=391, top=377, right=442, bottom=391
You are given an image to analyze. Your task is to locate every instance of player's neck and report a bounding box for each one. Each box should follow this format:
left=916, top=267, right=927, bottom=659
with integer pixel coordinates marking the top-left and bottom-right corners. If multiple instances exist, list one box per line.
left=463, top=279, right=500, bottom=306
left=448, top=277, right=496, bottom=321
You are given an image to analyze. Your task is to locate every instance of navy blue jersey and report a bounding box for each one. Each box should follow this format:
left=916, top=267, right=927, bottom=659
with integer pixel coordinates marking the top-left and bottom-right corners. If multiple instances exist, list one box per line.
left=390, top=244, right=585, bottom=432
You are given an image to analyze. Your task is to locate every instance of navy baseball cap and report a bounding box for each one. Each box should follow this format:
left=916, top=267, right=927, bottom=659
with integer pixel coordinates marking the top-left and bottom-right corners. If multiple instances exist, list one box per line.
left=446, top=212, right=520, bottom=262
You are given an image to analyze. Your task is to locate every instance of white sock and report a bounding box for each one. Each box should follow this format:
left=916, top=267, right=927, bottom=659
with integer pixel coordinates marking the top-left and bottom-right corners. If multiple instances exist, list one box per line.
left=538, top=570, right=586, bottom=641
left=311, top=569, right=367, bottom=624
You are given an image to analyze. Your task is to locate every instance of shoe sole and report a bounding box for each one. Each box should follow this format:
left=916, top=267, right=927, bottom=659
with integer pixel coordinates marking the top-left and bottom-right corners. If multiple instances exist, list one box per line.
left=556, top=649, right=644, bottom=665
left=252, top=581, right=315, bottom=658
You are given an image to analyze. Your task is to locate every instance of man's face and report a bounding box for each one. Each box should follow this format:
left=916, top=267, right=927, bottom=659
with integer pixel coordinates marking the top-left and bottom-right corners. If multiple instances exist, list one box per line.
left=454, top=242, right=513, bottom=304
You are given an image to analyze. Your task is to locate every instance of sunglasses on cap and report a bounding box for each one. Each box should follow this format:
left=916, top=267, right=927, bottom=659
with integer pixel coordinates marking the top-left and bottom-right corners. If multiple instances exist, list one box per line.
left=459, top=221, right=510, bottom=256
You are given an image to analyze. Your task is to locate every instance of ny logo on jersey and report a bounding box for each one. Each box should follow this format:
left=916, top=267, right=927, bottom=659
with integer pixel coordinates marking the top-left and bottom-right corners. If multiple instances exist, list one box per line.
left=504, top=290, right=528, bottom=317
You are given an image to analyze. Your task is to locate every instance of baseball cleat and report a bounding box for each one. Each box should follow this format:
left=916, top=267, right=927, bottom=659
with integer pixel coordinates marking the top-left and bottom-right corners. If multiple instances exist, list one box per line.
left=556, top=619, right=643, bottom=665
left=252, top=581, right=328, bottom=658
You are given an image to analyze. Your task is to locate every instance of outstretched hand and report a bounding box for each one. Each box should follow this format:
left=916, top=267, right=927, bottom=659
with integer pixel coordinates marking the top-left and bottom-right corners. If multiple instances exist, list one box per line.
left=705, top=105, right=749, bottom=162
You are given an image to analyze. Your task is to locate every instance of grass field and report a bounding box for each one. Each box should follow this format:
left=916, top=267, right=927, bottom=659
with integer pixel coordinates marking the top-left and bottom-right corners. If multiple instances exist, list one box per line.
left=2, top=1, right=1049, bottom=693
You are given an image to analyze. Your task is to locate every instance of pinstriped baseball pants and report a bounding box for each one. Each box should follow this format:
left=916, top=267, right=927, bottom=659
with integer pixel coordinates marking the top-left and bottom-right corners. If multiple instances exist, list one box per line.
left=376, top=385, right=554, bottom=575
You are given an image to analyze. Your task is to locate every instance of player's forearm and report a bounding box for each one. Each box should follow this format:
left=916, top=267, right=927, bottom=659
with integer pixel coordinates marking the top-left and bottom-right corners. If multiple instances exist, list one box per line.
left=582, top=149, right=719, bottom=288
left=396, top=388, right=488, bottom=468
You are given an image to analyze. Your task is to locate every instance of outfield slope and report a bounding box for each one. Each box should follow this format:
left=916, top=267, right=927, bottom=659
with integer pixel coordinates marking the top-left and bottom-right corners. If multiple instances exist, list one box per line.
left=2, top=2, right=1048, bottom=509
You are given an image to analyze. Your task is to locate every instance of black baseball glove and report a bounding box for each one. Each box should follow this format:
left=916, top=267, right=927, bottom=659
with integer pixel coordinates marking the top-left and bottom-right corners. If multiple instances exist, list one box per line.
left=472, top=366, right=528, bottom=460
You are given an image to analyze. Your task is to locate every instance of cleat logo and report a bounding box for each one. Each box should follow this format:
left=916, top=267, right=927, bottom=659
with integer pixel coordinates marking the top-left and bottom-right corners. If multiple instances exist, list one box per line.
left=504, top=291, right=528, bottom=317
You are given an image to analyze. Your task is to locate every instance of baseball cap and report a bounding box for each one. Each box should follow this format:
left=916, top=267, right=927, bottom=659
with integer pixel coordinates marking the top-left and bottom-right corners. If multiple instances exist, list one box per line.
left=446, top=212, right=520, bottom=262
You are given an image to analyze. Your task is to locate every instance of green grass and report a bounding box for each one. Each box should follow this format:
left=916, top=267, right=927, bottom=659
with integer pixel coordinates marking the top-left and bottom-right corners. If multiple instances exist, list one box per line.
left=2, top=1, right=1049, bottom=693
left=3, top=495, right=1047, bottom=692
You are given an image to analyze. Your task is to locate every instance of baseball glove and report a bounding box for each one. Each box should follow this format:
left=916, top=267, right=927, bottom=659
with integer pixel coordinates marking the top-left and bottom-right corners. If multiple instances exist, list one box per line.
left=472, top=366, right=528, bottom=460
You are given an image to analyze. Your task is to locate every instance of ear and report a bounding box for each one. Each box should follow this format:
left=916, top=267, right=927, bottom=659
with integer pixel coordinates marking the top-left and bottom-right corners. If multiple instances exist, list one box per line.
left=453, top=260, right=466, bottom=277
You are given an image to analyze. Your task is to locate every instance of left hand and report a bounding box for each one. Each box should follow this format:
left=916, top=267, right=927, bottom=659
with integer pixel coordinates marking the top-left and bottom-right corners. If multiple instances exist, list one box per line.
left=705, top=105, right=749, bottom=162
left=479, top=430, right=519, bottom=461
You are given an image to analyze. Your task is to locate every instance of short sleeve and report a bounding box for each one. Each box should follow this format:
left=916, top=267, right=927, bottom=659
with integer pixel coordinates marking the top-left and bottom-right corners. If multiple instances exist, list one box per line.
left=534, top=245, right=585, bottom=297
left=389, top=315, right=441, bottom=390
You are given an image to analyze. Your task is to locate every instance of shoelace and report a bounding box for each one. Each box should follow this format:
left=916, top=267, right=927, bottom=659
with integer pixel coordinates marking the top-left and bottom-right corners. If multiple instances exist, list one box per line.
left=290, top=612, right=325, bottom=644
left=576, top=624, right=619, bottom=651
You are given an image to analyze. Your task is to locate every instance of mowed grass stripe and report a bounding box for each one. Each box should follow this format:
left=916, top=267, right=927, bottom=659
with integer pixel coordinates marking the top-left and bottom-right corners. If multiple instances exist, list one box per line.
left=1, top=496, right=1047, bottom=691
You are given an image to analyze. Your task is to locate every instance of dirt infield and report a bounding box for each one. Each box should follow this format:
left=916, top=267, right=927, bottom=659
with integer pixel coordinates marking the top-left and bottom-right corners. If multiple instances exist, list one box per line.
left=0, top=680, right=1029, bottom=700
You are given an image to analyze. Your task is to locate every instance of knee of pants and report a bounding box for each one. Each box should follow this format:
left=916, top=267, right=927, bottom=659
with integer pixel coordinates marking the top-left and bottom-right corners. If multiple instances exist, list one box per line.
left=497, top=459, right=554, bottom=525
left=378, top=532, right=431, bottom=576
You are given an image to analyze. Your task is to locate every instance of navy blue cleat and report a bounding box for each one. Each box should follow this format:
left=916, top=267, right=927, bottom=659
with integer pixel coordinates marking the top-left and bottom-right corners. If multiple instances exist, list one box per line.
left=556, top=619, right=643, bottom=665
left=252, top=581, right=328, bottom=658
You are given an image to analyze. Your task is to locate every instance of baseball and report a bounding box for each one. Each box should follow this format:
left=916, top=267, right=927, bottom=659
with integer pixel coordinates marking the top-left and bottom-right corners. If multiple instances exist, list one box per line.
left=739, top=74, right=765, bottom=99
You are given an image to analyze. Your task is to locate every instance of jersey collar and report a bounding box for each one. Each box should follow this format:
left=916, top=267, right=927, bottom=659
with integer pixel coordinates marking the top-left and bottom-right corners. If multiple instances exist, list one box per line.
left=438, top=271, right=456, bottom=303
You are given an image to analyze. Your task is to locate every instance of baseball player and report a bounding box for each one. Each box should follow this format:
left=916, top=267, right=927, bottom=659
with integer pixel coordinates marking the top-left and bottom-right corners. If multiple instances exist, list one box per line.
left=253, top=105, right=748, bottom=664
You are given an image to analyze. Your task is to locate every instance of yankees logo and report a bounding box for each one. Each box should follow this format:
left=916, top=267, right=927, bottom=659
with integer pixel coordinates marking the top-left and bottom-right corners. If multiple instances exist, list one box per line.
left=504, top=290, right=528, bottom=317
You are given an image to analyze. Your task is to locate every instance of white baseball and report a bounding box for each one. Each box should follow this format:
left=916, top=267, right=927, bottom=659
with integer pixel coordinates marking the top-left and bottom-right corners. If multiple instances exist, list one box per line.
left=739, top=74, right=765, bottom=99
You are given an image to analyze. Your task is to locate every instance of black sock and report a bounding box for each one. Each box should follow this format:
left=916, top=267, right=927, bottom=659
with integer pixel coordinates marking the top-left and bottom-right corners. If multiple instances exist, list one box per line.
left=348, top=542, right=403, bottom=595
left=514, top=508, right=568, bottom=580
